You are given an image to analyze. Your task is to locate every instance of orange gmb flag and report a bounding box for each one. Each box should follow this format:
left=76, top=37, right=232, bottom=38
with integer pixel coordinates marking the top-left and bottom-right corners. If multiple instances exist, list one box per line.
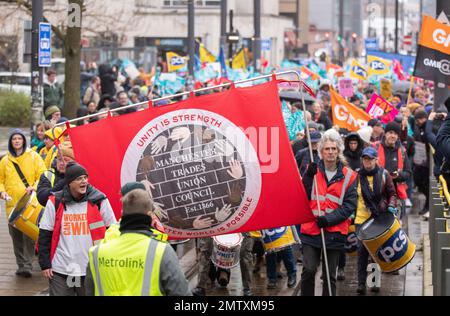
left=330, top=89, right=371, bottom=132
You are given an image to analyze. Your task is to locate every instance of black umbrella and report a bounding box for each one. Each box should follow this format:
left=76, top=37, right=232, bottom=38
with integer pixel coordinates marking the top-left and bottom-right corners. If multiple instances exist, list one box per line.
left=279, top=90, right=315, bottom=104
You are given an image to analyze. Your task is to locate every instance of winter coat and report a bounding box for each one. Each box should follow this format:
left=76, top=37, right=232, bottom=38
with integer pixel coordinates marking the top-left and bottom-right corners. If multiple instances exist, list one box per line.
left=355, top=168, right=397, bottom=225
left=425, top=120, right=443, bottom=178
left=300, top=160, right=358, bottom=250
left=295, top=148, right=320, bottom=177
left=311, top=111, right=332, bottom=130
left=0, top=132, right=46, bottom=216
left=437, top=116, right=450, bottom=164
left=375, top=138, right=412, bottom=184
left=38, top=184, right=109, bottom=271
left=36, top=160, right=66, bottom=207
left=343, top=132, right=364, bottom=171
left=83, top=84, right=101, bottom=106
left=43, top=81, right=64, bottom=110
left=99, top=64, right=117, bottom=97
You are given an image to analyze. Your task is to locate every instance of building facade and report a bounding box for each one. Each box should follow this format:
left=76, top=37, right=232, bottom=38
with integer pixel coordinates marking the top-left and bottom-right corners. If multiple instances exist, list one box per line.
left=0, top=0, right=295, bottom=72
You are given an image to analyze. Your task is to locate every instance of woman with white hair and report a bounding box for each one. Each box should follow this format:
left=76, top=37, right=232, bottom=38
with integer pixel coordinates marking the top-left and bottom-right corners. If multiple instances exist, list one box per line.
left=299, top=130, right=358, bottom=296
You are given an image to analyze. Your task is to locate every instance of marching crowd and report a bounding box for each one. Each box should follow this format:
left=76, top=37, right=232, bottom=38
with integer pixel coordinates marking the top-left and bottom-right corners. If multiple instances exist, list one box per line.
left=1, top=61, right=450, bottom=296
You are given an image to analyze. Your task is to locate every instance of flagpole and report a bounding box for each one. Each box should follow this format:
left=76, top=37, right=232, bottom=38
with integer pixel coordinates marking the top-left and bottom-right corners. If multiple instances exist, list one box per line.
left=299, top=83, right=333, bottom=297
left=406, top=75, right=414, bottom=105
left=55, top=70, right=307, bottom=127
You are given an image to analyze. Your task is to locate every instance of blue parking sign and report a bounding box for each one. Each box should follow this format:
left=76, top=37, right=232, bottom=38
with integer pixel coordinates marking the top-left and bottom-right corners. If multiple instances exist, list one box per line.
left=261, top=39, right=272, bottom=51
left=364, top=38, right=379, bottom=51
left=38, top=22, right=52, bottom=67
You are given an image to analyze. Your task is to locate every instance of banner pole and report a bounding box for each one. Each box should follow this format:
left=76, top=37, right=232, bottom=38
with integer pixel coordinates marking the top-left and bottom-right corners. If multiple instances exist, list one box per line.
left=406, top=75, right=414, bottom=105
left=299, top=81, right=333, bottom=297
left=54, top=70, right=306, bottom=127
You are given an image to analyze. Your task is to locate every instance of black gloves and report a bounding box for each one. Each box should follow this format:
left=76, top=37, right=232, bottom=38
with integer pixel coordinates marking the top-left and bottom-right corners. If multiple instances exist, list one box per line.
left=316, top=216, right=328, bottom=228
left=305, top=162, right=318, bottom=177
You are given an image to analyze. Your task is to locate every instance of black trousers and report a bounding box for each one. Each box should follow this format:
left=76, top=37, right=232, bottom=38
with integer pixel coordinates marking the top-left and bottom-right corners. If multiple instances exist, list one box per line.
left=413, top=165, right=430, bottom=210
left=300, top=244, right=340, bottom=296
left=357, top=242, right=370, bottom=285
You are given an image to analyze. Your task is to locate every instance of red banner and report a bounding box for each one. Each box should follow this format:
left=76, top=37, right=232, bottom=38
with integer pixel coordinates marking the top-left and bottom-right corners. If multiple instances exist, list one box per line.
left=69, top=80, right=314, bottom=238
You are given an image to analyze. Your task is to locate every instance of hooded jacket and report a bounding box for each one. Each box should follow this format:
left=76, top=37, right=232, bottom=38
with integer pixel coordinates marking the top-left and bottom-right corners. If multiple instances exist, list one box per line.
left=344, top=133, right=364, bottom=171
left=0, top=130, right=46, bottom=216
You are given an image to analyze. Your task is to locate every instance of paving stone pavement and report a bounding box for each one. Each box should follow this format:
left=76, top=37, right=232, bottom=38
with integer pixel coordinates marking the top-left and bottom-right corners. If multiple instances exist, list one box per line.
left=0, top=201, right=48, bottom=296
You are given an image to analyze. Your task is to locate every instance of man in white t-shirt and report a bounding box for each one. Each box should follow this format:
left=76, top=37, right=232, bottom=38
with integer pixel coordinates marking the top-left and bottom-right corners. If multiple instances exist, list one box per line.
left=38, top=162, right=117, bottom=296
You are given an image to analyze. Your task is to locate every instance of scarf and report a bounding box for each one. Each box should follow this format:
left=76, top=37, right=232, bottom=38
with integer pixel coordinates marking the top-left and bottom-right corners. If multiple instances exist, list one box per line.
left=359, top=166, right=382, bottom=216
left=120, top=214, right=152, bottom=233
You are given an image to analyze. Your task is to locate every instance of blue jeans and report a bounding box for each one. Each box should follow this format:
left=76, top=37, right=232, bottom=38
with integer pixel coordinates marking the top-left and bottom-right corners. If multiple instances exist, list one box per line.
left=266, top=246, right=297, bottom=281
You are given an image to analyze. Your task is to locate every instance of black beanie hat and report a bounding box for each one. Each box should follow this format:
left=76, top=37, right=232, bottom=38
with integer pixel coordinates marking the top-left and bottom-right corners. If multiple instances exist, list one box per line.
left=65, top=162, right=88, bottom=185
left=121, top=182, right=146, bottom=196
left=384, top=121, right=401, bottom=135
left=414, top=110, right=428, bottom=120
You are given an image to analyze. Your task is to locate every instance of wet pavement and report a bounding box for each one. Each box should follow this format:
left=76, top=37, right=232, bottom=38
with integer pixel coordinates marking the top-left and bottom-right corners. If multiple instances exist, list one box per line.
left=0, top=197, right=426, bottom=296
left=0, top=201, right=48, bottom=296
left=0, top=127, right=426, bottom=296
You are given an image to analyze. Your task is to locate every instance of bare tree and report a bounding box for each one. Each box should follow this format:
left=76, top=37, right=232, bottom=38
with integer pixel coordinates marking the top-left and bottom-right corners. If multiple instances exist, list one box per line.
left=0, top=0, right=82, bottom=118
left=0, top=0, right=134, bottom=118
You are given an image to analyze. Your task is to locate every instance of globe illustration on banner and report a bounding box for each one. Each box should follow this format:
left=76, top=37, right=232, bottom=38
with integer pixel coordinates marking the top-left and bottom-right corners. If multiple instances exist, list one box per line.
left=120, top=109, right=262, bottom=238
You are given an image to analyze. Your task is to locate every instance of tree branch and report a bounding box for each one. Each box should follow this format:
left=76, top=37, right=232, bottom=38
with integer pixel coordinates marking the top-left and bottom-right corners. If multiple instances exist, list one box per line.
left=0, top=0, right=66, bottom=43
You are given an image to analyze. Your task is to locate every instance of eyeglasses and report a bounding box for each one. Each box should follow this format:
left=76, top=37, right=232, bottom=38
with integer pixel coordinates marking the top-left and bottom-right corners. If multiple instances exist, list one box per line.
left=73, top=175, right=88, bottom=183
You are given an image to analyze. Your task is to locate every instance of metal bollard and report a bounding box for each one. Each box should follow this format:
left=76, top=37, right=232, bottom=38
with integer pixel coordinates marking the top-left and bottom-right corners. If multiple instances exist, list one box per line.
left=445, top=269, right=450, bottom=296
left=435, top=235, right=450, bottom=296
left=432, top=219, right=447, bottom=287
left=430, top=200, right=444, bottom=260
left=440, top=248, right=450, bottom=296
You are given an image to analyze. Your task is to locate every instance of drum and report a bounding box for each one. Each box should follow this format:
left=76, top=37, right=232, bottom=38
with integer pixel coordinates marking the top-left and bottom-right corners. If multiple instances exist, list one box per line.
left=344, top=225, right=359, bottom=256
left=261, top=226, right=296, bottom=253
left=212, top=233, right=243, bottom=269
left=356, top=213, right=415, bottom=273
left=8, top=192, right=43, bottom=241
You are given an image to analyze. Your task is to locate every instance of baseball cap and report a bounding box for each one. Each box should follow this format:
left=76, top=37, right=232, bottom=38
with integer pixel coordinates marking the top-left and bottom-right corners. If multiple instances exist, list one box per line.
left=361, top=147, right=378, bottom=159
left=310, top=131, right=322, bottom=143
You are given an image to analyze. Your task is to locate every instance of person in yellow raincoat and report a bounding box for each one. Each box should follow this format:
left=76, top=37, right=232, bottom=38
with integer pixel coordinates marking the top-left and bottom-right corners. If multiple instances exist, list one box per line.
left=42, top=127, right=63, bottom=169
left=0, top=129, right=46, bottom=277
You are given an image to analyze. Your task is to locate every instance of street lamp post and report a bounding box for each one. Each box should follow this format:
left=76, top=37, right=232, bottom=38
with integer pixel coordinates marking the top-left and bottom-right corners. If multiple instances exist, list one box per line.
left=338, top=0, right=344, bottom=64
left=253, top=0, right=261, bottom=72
left=395, top=0, right=399, bottom=54
left=187, top=0, right=195, bottom=77
left=30, top=0, right=43, bottom=135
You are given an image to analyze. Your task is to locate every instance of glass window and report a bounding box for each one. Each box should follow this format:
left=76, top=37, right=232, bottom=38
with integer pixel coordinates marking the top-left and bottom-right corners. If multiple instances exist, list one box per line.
left=162, top=0, right=220, bottom=7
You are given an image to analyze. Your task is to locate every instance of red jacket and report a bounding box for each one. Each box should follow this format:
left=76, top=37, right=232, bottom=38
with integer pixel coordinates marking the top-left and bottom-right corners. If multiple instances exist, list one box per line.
left=301, top=165, right=357, bottom=236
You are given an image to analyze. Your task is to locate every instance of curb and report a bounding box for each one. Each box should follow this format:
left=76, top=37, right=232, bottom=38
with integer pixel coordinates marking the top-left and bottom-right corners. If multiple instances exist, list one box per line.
left=423, top=234, right=433, bottom=296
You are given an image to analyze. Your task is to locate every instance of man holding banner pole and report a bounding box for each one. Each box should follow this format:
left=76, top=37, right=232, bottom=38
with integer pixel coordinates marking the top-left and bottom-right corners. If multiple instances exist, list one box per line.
left=299, top=88, right=358, bottom=296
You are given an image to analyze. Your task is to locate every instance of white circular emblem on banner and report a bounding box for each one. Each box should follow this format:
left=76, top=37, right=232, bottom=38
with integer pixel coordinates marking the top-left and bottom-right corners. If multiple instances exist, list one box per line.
left=121, top=109, right=262, bottom=238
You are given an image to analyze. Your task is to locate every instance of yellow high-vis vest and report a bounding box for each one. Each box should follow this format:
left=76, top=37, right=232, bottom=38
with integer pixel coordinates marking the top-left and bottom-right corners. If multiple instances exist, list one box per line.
left=89, top=233, right=167, bottom=296
left=101, top=223, right=168, bottom=244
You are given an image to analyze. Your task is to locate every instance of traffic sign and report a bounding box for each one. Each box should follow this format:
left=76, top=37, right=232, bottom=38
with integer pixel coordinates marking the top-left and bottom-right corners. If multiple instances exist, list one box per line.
left=364, top=38, right=379, bottom=51
left=261, top=38, right=272, bottom=51
left=38, top=22, right=51, bottom=67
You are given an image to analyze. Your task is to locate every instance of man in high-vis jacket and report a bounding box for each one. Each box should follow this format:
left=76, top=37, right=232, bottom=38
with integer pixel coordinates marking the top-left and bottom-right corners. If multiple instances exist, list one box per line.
left=373, top=122, right=411, bottom=219
left=38, top=162, right=117, bottom=296
left=300, top=130, right=358, bottom=296
left=85, top=184, right=191, bottom=296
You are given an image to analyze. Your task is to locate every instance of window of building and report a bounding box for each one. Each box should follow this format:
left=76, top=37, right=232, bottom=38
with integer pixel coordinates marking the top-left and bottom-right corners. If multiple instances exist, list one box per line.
left=162, top=0, right=220, bottom=8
